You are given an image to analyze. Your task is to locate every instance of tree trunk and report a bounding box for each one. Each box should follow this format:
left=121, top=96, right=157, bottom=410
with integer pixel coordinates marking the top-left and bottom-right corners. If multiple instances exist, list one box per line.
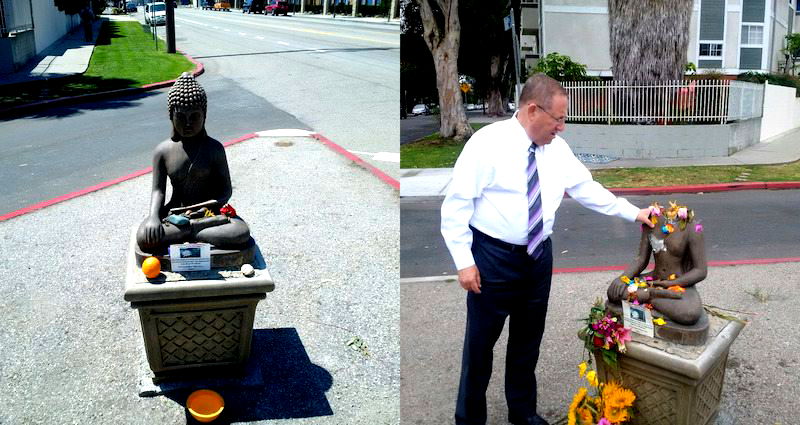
left=485, top=55, right=506, bottom=117
left=418, top=0, right=473, bottom=140
left=608, top=0, right=692, bottom=82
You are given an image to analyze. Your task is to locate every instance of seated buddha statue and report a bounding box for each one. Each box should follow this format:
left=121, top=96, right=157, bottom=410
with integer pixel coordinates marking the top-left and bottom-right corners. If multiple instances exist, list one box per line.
left=607, top=202, right=707, bottom=326
left=136, top=72, right=250, bottom=252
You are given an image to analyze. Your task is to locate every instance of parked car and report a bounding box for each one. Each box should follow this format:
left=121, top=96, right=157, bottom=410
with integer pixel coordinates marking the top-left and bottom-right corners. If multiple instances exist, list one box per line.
left=411, top=104, right=431, bottom=116
left=244, top=0, right=265, bottom=13
left=144, top=2, right=167, bottom=25
left=265, top=0, right=289, bottom=15
left=125, top=1, right=137, bottom=12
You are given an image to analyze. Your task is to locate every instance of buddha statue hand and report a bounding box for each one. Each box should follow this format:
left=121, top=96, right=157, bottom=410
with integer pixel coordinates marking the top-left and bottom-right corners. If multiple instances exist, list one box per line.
left=635, top=288, right=682, bottom=304
left=607, top=277, right=683, bottom=303
left=140, top=215, right=166, bottom=246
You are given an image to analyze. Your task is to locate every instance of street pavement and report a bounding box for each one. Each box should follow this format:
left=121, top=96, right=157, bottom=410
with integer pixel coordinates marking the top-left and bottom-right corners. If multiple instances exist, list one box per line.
left=401, top=190, right=800, bottom=278
left=0, top=131, right=399, bottom=424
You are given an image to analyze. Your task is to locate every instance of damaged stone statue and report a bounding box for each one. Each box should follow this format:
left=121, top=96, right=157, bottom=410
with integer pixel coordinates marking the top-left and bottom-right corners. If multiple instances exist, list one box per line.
left=136, top=72, right=251, bottom=255
left=606, top=201, right=709, bottom=344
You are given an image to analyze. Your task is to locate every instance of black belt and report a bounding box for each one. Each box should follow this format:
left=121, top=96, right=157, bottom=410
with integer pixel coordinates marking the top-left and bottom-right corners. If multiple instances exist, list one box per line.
left=470, top=225, right=539, bottom=254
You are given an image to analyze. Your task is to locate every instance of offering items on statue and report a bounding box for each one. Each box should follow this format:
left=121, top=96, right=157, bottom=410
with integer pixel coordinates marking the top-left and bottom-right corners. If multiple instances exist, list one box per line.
left=607, top=201, right=707, bottom=326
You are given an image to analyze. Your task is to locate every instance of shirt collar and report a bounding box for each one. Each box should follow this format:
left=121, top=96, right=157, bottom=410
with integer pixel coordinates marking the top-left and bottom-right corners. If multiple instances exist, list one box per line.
left=511, top=111, right=537, bottom=152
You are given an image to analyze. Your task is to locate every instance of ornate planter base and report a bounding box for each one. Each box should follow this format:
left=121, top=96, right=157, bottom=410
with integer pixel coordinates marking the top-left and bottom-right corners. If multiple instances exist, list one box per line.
left=124, top=230, right=274, bottom=380
left=594, top=315, right=744, bottom=425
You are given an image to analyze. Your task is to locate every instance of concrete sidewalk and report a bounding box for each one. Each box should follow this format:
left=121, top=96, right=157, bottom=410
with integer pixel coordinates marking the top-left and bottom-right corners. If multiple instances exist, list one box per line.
left=401, top=264, right=800, bottom=425
left=400, top=123, right=800, bottom=197
left=0, top=15, right=111, bottom=86
left=0, top=131, right=399, bottom=424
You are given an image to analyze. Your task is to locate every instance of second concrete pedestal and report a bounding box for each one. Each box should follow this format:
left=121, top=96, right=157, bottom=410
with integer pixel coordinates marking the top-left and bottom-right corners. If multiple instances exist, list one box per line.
left=124, top=231, right=274, bottom=381
left=595, top=315, right=744, bottom=425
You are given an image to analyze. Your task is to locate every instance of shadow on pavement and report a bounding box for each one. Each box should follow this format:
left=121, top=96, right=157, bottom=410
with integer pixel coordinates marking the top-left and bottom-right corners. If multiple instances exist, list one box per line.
left=3, top=89, right=162, bottom=121
left=163, top=327, right=334, bottom=423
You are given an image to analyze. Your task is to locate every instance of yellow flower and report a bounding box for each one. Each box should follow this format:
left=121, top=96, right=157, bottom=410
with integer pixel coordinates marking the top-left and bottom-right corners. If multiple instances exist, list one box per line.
left=669, top=273, right=677, bottom=280
left=568, top=387, right=588, bottom=425
left=586, top=370, right=598, bottom=387
left=620, top=276, right=630, bottom=284
left=578, top=362, right=588, bottom=377
left=575, top=406, right=594, bottom=425
left=653, top=317, right=666, bottom=326
left=602, top=381, right=636, bottom=423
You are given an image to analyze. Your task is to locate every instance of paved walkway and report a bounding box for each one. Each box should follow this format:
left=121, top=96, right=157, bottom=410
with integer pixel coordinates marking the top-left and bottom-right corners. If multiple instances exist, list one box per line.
left=0, top=131, right=399, bottom=424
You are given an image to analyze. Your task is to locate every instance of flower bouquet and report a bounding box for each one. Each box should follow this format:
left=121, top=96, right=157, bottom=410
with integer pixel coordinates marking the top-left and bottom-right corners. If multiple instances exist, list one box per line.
left=568, top=363, right=636, bottom=425
left=578, top=299, right=631, bottom=368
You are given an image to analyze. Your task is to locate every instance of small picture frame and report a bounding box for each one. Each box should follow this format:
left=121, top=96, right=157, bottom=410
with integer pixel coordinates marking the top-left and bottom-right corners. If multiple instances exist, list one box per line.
left=169, top=243, right=211, bottom=272
left=622, top=300, right=655, bottom=338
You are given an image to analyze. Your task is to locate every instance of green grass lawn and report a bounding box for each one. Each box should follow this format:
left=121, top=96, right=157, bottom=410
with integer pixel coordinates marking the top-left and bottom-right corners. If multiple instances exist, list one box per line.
left=399, top=123, right=487, bottom=169
left=0, top=20, right=195, bottom=109
left=401, top=125, right=800, bottom=186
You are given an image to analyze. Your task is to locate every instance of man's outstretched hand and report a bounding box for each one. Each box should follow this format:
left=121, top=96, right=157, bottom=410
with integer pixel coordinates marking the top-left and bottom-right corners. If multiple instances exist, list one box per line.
left=636, top=208, right=655, bottom=228
left=458, top=265, right=481, bottom=293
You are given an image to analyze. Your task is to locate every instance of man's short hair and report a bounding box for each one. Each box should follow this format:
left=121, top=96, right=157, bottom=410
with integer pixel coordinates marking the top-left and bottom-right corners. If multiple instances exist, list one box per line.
left=518, top=74, right=567, bottom=110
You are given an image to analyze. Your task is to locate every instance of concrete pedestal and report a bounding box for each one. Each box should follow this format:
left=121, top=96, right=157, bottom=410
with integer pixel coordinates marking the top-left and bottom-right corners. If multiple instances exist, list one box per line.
left=124, top=230, right=274, bottom=380
left=594, top=315, right=744, bottom=425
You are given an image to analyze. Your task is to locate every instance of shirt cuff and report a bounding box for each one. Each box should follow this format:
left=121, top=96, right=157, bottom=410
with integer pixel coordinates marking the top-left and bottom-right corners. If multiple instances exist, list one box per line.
left=451, top=246, right=476, bottom=271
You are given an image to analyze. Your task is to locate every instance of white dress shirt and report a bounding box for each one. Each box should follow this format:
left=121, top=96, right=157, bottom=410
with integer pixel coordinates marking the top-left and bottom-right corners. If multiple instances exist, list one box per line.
left=441, top=115, right=640, bottom=271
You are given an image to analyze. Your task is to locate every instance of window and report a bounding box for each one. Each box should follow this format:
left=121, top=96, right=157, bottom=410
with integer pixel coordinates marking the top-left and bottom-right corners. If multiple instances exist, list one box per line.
left=741, top=25, right=764, bottom=45
left=699, top=43, right=723, bottom=57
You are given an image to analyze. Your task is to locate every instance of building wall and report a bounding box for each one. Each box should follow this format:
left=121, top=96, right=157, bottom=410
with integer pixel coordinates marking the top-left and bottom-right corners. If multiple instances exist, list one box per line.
left=760, top=82, right=800, bottom=140
left=31, top=2, right=79, bottom=54
left=562, top=119, right=761, bottom=158
left=530, top=0, right=790, bottom=76
left=541, top=2, right=611, bottom=76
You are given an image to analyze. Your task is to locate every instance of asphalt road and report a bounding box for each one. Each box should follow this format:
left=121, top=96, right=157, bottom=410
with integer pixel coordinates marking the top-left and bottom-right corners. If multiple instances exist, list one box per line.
left=400, top=190, right=800, bottom=278
left=0, top=10, right=398, bottom=217
left=162, top=8, right=399, bottom=176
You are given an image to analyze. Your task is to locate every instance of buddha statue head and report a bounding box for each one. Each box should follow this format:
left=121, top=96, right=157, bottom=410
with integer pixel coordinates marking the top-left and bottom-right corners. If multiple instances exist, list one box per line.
left=167, top=72, right=207, bottom=141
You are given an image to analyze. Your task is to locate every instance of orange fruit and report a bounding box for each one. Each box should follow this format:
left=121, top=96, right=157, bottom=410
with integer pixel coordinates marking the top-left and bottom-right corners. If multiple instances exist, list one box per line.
left=142, top=256, right=161, bottom=278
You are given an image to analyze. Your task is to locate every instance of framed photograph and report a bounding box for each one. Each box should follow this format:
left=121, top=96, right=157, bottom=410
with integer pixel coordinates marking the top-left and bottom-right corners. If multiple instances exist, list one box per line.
left=169, top=243, right=211, bottom=271
left=622, top=300, right=655, bottom=338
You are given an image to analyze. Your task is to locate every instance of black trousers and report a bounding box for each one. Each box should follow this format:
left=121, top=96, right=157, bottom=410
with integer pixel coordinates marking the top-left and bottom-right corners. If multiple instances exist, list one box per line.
left=455, top=227, right=553, bottom=425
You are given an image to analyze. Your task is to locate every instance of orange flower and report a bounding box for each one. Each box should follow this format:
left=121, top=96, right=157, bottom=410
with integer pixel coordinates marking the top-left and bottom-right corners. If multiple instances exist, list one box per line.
left=668, top=285, right=686, bottom=292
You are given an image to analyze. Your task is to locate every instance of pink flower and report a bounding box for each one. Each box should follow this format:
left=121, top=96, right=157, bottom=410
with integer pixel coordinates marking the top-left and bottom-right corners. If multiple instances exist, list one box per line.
left=632, top=299, right=640, bottom=306
left=678, top=207, right=688, bottom=219
left=649, top=206, right=662, bottom=216
left=695, top=223, right=704, bottom=233
left=645, top=276, right=653, bottom=281
left=598, top=418, right=611, bottom=425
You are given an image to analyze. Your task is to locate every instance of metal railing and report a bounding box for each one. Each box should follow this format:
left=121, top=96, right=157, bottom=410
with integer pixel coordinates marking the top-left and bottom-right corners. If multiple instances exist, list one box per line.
left=0, top=0, right=33, bottom=37
left=562, top=79, right=764, bottom=125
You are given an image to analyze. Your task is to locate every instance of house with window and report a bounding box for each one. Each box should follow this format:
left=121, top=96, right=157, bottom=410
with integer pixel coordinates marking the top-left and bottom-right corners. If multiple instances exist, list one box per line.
left=521, top=0, right=797, bottom=76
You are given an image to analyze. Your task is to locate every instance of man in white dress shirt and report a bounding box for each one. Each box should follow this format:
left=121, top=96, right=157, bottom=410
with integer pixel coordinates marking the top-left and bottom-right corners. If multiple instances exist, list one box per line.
left=441, top=74, right=654, bottom=425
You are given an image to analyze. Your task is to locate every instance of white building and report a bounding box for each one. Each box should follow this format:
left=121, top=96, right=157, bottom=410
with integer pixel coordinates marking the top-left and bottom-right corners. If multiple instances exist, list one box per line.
left=0, top=0, right=81, bottom=74
left=521, top=0, right=797, bottom=77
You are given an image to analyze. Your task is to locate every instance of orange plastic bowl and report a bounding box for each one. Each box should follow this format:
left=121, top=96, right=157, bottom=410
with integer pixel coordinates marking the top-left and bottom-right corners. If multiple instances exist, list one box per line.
left=186, top=389, right=224, bottom=423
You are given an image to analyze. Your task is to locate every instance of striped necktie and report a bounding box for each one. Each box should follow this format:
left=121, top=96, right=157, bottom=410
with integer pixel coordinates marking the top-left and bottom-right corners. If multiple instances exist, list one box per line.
left=527, top=144, right=544, bottom=258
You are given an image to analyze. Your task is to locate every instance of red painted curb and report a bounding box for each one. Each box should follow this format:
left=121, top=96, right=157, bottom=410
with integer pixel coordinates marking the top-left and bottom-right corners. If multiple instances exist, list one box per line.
left=0, top=167, right=153, bottom=222
left=553, top=257, right=800, bottom=274
left=311, top=133, right=400, bottom=190
left=608, top=181, right=800, bottom=195
left=0, top=131, right=396, bottom=221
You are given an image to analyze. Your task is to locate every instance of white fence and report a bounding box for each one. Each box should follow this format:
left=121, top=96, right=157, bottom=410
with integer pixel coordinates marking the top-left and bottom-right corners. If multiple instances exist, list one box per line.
left=562, top=80, right=764, bottom=125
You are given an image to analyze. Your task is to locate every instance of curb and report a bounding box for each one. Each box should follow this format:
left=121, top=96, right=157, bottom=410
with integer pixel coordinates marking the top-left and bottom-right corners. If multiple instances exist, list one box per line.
left=608, top=181, right=800, bottom=195
left=0, top=50, right=204, bottom=120
left=0, top=131, right=395, bottom=222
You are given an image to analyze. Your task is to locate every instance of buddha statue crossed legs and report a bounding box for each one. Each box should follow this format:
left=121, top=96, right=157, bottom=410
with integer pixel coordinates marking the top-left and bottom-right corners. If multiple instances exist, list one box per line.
left=136, top=72, right=250, bottom=253
left=607, top=202, right=707, bottom=327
